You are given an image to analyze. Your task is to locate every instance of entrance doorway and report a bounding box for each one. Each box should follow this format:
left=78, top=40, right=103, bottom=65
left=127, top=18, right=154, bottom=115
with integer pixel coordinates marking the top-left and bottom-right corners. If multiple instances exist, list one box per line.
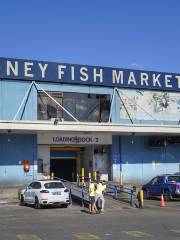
left=50, top=158, right=76, bottom=181
left=50, top=147, right=80, bottom=182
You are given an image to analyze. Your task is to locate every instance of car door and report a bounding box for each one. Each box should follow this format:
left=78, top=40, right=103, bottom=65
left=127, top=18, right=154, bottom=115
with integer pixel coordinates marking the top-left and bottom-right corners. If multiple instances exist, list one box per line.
left=24, top=182, right=34, bottom=203
left=30, top=182, right=42, bottom=203
left=148, top=176, right=164, bottom=196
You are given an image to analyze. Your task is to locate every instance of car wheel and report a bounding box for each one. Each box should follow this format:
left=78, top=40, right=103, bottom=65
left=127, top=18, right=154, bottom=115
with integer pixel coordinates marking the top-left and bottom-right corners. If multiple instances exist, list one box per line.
left=163, top=190, right=172, bottom=201
left=34, top=197, right=41, bottom=209
left=19, top=195, right=25, bottom=206
left=61, top=204, right=68, bottom=208
left=143, top=190, right=149, bottom=200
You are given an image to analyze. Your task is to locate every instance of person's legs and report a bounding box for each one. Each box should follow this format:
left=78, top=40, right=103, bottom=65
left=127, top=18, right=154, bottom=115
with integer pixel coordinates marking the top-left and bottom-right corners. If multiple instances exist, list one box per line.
left=92, top=202, right=97, bottom=212
left=89, top=197, right=92, bottom=212
left=100, top=195, right=105, bottom=212
left=89, top=203, right=92, bottom=212
left=92, top=197, right=97, bottom=212
left=95, top=193, right=98, bottom=204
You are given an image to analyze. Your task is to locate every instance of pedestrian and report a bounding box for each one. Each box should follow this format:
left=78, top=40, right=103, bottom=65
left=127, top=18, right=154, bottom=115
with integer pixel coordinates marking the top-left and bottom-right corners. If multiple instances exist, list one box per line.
left=88, top=179, right=97, bottom=214
left=95, top=180, right=106, bottom=213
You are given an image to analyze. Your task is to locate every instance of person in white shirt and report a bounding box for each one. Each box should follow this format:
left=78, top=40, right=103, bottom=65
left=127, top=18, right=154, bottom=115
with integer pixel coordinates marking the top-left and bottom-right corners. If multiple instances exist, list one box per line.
left=95, top=180, right=106, bottom=213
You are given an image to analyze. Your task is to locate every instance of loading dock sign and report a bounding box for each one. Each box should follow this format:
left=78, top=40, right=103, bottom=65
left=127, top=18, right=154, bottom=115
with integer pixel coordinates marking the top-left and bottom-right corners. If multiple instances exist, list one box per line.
left=53, top=136, right=96, bottom=144
left=38, top=133, right=112, bottom=145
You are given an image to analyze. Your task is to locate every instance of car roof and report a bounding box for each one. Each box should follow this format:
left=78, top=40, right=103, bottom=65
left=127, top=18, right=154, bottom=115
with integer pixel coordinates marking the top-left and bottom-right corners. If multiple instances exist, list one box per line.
left=35, top=180, right=64, bottom=184
left=155, top=174, right=180, bottom=177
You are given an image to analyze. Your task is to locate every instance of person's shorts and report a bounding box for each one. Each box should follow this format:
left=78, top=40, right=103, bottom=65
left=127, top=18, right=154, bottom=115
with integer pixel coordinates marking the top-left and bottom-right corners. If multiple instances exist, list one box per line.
left=89, top=196, right=95, bottom=204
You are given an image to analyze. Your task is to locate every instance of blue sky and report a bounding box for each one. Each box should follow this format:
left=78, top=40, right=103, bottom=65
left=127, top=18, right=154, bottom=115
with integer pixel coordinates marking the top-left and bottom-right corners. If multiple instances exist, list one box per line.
left=0, top=0, right=180, bottom=73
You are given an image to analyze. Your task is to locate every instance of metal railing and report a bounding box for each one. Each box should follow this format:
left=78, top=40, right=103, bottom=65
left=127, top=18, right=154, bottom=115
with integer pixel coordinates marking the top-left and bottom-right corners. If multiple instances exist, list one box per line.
left=106, top=184, right=138, bottom=207
left=51, top=177, right=143, bottom=208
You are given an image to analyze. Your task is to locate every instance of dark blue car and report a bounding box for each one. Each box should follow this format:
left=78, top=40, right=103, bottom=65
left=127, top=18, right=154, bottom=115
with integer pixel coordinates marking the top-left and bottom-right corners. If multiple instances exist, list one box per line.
left=142, top=174, right=180, bottom=201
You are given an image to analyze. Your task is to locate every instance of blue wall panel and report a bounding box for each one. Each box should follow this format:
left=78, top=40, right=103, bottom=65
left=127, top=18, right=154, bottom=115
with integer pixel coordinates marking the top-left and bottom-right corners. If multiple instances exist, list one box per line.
left=0, top=133, right=37, bottom=186
left=111, top=136, right=121, bottom=180
left=0, top=80, right=37, bottom=120
left=120, top=136, right=180, bottom=184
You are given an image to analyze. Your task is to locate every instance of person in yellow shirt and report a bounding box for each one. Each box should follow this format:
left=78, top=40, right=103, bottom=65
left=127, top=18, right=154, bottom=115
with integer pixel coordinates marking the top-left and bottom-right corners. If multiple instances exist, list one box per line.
left=95, top=180, right=106, bottom=213
left=88, top=179, right=97, bottom=213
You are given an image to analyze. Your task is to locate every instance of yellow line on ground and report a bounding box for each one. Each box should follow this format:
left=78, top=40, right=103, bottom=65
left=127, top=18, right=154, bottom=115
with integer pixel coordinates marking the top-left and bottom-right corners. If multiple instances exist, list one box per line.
left=73, top=233, right=100, bottom=240
left=16, top=234, right=42, bottom=240
left=124, top=231, right=152, bottom=238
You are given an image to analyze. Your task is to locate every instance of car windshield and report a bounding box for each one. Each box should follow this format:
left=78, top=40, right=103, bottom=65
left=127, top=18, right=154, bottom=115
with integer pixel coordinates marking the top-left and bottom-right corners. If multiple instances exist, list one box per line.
left=167, top=176, right=180, bottom=182
left=44, top=182, right=64, bottom=189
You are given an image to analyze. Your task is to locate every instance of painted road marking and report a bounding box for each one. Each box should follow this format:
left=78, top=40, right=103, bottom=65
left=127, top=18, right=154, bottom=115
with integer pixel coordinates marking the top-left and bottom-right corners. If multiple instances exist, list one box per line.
left=124, top=231, right=152, bottom=238
left=73, top=233, right=100, bottom=240
left=104, top=233, right=112, bottom=236
left=170, top=229, right=180, bottom=234
left=16, top=234, right=42, bottom=240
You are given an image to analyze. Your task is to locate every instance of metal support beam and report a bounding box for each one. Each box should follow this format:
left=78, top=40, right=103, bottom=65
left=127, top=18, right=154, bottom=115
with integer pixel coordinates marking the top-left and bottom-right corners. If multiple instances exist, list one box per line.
left=115, top=88, right=134, bottom=124
left=108, top=88, right=116, bottom=123
left=34, top=82, right=79, bottom=122
left=13, top=82, right=34, bottom=120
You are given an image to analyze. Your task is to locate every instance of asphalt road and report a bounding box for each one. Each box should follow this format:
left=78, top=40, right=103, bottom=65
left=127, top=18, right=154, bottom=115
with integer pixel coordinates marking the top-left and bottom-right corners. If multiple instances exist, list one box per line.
left=0, top=200, right=180, bottom=240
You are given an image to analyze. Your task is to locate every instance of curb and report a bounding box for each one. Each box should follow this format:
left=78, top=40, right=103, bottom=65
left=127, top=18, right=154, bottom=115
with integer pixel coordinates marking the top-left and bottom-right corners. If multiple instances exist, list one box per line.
left=0, top=199, right=19, bottom=205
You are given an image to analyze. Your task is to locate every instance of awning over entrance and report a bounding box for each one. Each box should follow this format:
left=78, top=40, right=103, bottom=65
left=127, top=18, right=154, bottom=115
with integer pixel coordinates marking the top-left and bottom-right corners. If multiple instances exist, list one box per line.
left=0, top=120, right=180, bottom=135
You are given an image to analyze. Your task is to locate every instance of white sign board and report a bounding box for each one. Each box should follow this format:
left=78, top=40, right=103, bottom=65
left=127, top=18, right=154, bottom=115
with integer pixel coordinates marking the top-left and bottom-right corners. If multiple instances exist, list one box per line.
left=38, top=133, right=112, bottom=145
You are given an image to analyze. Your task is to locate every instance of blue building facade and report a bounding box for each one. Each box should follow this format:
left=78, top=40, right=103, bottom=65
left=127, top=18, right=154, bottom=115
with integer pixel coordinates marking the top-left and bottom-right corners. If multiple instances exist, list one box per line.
left=0, top=57, right=180, bottom=186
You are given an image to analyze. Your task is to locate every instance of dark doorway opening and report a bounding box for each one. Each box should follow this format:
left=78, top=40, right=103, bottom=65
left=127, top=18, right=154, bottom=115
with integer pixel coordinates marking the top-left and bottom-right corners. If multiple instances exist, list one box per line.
left=50, top=158, right=76, bottom=182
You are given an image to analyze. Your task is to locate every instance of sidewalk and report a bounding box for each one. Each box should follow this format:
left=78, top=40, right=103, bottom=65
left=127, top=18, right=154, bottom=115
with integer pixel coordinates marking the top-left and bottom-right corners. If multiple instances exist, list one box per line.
left=0, top=186, right=22, bottom=204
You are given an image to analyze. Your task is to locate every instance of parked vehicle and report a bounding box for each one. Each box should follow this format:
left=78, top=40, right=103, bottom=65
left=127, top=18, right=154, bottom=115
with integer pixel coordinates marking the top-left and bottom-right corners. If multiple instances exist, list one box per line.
left=142, top=174, right=180, bottom=201
left=19, top=180, right=70, bottom=208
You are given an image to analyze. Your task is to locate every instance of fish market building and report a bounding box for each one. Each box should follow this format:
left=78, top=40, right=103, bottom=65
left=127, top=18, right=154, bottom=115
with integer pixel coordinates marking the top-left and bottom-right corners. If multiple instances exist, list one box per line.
left=0, top=57, right=180, bottom=186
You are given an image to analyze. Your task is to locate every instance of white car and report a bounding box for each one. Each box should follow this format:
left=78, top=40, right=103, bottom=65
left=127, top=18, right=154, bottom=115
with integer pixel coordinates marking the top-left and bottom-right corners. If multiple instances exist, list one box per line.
left=19, top=180, right=70, bottom=208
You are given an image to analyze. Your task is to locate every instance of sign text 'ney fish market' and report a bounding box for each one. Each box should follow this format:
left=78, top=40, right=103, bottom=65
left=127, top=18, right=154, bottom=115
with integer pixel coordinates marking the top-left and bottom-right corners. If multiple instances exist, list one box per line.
left=0, top=57, right=180, bottom=92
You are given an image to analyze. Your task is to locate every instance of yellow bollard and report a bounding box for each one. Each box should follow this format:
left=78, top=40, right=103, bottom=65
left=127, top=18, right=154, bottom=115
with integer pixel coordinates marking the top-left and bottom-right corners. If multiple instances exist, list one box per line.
left=137, top=190, right=144, bottom=208
left=94, top=171, right=97, bottom=181
left=120, top=172, right=123, bottom=185
left=140, top=190, right=144, bottom=207
left=89, top=172, right=91, bottom=181
left=51, top=172, right=54, bottom=180
left=81, top=168, right=85, bottom=186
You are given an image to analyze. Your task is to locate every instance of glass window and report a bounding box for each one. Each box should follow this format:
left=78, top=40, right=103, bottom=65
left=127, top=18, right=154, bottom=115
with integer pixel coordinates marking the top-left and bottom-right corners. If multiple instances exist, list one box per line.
left=99, top=95, right=111, bottom=122
left=44, top=182, right=65, bottom=189
left=38, top=91, right=111, bottom=122
left=150, top=177, right=158, bottom=184
left=33, top=182, right=42, bottom=189
left=37, top=159, right=43, bottom=173
left=28, top=182, right=41, bottom=189
left=150, top=176, right=163, bottom=184
left=168, top=176, right=180, bottom=182
left=28, top=182, right=34, bottom=189
left=63, top=93, right=111, bottom=122
left=156, top=176, right=164, bottom=184
left=37, top=91, right=63, bottom=120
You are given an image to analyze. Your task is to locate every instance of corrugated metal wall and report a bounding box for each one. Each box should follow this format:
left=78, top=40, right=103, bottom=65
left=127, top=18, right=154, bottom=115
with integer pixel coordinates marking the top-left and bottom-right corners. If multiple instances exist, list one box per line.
left=0, top=133, right=37, bottom=186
